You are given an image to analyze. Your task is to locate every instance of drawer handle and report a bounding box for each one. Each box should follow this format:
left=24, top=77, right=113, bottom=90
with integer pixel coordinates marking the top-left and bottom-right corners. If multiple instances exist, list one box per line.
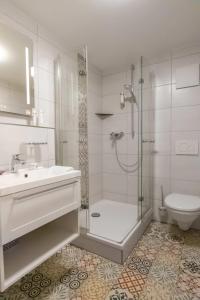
left=13, top=181, right=78, bottom=201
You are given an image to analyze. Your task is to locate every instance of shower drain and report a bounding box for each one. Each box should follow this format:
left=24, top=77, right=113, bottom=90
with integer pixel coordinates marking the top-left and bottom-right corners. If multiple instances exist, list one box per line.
left=91, top=212, right=101, bottom=217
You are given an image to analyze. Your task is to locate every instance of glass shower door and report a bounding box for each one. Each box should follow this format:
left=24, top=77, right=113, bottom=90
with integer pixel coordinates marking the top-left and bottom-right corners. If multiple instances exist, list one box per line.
left=138, top=56, right=153, bottom=218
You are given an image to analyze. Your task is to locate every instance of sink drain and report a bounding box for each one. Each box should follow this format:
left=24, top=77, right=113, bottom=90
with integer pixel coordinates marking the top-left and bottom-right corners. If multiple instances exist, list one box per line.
left=91, top=212, right=101, bottom=217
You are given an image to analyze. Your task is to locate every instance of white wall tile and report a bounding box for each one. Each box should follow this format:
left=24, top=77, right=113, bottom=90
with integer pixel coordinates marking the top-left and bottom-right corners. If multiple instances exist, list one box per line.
left=88, top=92, right=102, bottom=114
left=89, top=173, right=102, bottom=199
left=151, top=85, right=171, bottom=110
left=103, top=192, right=128, bottom=203
left=143, top=60, right=171, bottom=88
left=171, top=179, right=200, bottom=197
left=153, top=109, right=171, bottom=133
left=103, top=153, right=127, bottom=174
left=88, top=69, right=102, bottom=96
left=103, top=133, right=128, bottom=154
left=172, top=53, right=200, bottom=84
left=171, top=155, right=200, bottom=181
left=172, top=105, right=200, bottom=131
left=37, top=37, right=57, bottom=74
left=128, top=175, right=138, bottom=196
left=152, top=133, right=171, bottom=155
left=103, top=113, right=128, bottom=134
left=38, top=68, right=55, bottom=102
left=102, top=94, right=128, bottom=114
left=172, top=84, right=200, bottom=108
left=152, top=177, right=171, bottom=201
left=88, top=114, right=102, bottom=134
left=38, top=99, right=55, bottom=128
left=88, top=134, right=102, bottom=155
left=89, top=154, right=102, bottom=175
left=103, top=72, right=126, bottom=96
left=87, top=67, right=103, bottom=200
left=0, top=124, right=50, bottom=167
left=103, top=173, right=127, bottom=195
left=153, top=155, right=170, bottom=179
left=48, top=129, right=55, bottom=160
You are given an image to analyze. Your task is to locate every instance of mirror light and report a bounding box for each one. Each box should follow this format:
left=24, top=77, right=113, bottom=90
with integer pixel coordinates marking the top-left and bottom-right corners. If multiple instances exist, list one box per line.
left=25, top=47, right=30, bottom=105
left=0, top=46, right=8, bottom=62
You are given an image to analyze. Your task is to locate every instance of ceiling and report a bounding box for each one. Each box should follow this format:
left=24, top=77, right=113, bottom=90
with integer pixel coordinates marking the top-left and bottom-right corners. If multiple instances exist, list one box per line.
left=11, top=0, right=200, bottom=74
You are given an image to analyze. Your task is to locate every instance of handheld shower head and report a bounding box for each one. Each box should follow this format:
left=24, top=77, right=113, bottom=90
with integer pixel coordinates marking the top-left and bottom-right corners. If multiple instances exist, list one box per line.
left=120, top=84, right=137, bottom=109
left=120, top=93, right=125, bottom=109
left=120, top=64, right=137, bottom=109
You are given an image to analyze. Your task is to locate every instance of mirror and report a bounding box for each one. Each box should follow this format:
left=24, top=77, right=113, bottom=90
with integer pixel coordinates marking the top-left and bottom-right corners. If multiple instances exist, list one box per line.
left=0, top=22, right=34, bottom=116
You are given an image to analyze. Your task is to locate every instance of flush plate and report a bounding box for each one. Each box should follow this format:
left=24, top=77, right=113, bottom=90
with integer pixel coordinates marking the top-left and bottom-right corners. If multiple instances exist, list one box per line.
left=175, top=140, right=199, bottom=155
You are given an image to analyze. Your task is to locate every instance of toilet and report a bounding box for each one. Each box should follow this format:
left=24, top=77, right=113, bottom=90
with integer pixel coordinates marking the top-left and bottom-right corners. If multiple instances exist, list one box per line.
left=165, top=193, right=200, bottom=231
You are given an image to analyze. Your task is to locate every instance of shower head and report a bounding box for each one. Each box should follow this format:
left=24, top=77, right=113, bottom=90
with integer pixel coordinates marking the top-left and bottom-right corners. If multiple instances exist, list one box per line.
left=120, top=84, right=137, bottom=109
left=124, top=84, right=134, bottom=98
left=120, top=64, right=137, bottom=109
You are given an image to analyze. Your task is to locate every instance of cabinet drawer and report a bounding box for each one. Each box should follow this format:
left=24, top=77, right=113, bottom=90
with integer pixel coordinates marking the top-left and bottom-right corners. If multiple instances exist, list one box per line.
left=2, top=180, right=80, bottom=244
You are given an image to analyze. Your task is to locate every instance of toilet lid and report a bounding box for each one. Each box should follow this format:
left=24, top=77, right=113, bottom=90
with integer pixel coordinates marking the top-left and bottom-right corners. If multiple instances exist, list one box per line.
left=165, top=193, right=200, bottom=212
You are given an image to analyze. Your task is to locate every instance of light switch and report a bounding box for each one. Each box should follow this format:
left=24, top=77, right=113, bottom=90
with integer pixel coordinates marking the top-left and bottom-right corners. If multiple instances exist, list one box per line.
left=175, top=140, right=199, bottom=155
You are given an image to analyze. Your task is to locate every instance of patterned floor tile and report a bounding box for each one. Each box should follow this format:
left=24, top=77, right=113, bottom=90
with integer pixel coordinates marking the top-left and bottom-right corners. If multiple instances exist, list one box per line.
left=96, top=261, right=123, bottom=283
left=177, top=272, right=200, bottom=298
left=78, top=273, right=112, bottom=300
left=1, top=222, right=200, bottom=300
left=77, top=253, right=102, bottom=272
left=117, top=269, right=146, bottom=297
left=105, top=288, right=138, bottom=300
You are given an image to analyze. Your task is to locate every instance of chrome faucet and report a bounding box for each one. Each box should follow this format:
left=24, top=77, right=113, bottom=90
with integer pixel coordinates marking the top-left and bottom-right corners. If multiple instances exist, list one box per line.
left=10, top=154, right=25, bottom=173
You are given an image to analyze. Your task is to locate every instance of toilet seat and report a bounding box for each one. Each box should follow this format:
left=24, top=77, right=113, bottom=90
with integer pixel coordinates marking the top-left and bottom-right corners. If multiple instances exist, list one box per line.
left=165, top=193, right=200, bottom=212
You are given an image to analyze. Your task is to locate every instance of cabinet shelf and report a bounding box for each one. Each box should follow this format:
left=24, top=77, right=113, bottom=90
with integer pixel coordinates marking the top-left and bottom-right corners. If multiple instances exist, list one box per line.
left=3, top=210, right=79, bottom=290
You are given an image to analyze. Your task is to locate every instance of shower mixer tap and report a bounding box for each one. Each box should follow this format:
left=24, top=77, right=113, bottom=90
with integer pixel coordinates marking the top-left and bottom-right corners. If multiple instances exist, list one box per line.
left=110, top=132, right=124, bottom=140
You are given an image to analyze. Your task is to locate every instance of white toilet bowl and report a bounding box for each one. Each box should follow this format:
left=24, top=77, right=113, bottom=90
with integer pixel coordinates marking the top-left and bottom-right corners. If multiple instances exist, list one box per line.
left=164, top=193, right=200, bottom=231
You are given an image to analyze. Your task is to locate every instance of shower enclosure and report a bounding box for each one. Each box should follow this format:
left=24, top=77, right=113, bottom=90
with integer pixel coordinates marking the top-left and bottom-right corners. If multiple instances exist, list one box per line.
left=55, top=49, right=153, bottom=263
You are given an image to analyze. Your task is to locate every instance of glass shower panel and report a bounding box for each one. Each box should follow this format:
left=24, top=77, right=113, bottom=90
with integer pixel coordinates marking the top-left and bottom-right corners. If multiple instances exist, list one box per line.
left=54, top=46, right=90, bottom=231
left=138, top=57, right=153, bottom=218
left=54, top=55, right=79, bottom=168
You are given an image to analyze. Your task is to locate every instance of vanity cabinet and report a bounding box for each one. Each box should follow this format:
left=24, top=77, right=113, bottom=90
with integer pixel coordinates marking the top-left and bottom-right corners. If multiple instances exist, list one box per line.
left=0, top=177, right=81, bottom=291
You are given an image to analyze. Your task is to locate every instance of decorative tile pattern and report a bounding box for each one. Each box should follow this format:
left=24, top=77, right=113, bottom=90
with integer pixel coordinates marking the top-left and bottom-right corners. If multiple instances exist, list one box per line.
left=106, top=288, right=137, bottom=300
left=60, top=268, right=88, bottom=290
left=97, top=262, right=123, bottom=282
left=78, top=52, right=89, bottom=209
left=127, top=257, right=152, bottom=275
left=78, top=253, right=102, bottom=272
left=177, top=273, right=200, bottom=298
left=19, top=272, right=51, bottom=298
left=1, top=222, right=200, bottom=300
left=118, top=269, right=146, bottom=297
left=180, top=258, right=200, bottom=278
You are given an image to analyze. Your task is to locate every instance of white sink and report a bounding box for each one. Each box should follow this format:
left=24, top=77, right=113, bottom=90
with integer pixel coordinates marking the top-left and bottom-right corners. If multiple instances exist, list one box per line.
left=0, top=166, right=81, bottom=196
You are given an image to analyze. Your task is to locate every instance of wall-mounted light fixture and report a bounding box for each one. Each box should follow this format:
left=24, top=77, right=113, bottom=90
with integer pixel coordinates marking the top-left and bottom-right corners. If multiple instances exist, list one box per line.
left=0, top=45, right=7, bottom=62
left=25, top=47, right=30, bottom=105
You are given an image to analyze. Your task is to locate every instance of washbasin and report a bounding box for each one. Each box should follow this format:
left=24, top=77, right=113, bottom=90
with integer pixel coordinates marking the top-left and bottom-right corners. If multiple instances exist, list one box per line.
left=0, top=166, right=80, bottom=196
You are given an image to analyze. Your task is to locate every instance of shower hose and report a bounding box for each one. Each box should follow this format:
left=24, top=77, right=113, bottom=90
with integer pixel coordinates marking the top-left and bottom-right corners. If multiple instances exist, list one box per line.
left=113, top=139, right=140, bottom=173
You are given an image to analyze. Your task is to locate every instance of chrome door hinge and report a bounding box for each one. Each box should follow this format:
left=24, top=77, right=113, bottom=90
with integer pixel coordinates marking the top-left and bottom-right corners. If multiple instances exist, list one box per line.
left=139, top=78, right=144, bottom=84
left=139, top=196, right=144, bottom=202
